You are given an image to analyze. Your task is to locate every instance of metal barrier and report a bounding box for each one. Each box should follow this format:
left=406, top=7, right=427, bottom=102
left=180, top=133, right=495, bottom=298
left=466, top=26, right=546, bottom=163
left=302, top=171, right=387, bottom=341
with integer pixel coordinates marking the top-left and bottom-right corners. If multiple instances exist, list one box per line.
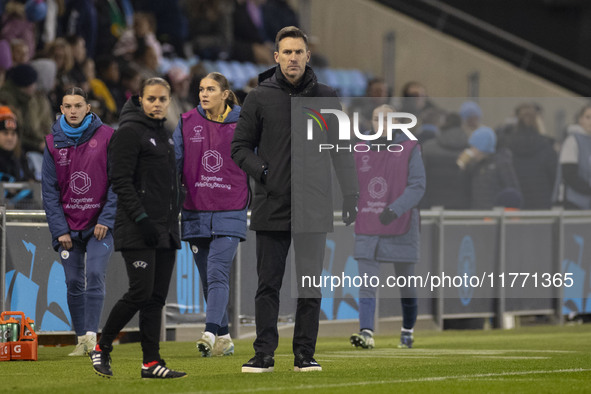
left=2, top=208, right=591, bottom=337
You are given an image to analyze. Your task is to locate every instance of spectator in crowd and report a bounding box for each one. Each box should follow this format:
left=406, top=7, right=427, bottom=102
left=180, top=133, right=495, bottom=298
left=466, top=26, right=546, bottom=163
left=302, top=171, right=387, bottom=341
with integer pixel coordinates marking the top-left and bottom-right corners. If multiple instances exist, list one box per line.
left=83, top=58, right=117, bottom=125
left=415, top=107, right=445, bottom=145
left=234, top=75, right=258, bottom=104
left=458, top=126, right=522, bottom=209
left=421, top=112, right=470, bottom=209
left=459, top=100, right=482, bottom=136
left=10, top=38, right=30, bottom=65
left=113, top=12, right=162, bottom=66
left=399, top=81, right=437, bottom=121
left=119, top=64, right=142, bottom=103
left=44, top=37, right=76, bottom=100
left=164, top=66, right=192, bottom=133
left=59, top=0, right=98, bottom=58
left=0, top=39, right=13, bottom=89
left=0, top=105, right=34, bottom=182
left=231, top=0, right=274, bottom=64
left=90, top=77, right=186, bottom=379
left=94, top=55, right=124, bottom=114
left=30, top=57, right=58, bottom=113
left=350, top=104, right=425, bottom=351
left=1, top=1, right=35, bottom=63
left=66, top=35, right=89, bottom=88
left=349, top=77, right=392, bottom=134
left=0, top=63, right=54, bottom=153
left=307, top=35, right=329, bottom=68
left=503, top=103, right=557, bottom=209
left=0, top=105, right=36, bottom=208
left=185, top=0, right=233, bottom=60
left=173, top=72, right=246, bottom=358
left=42, top=87, right=116, bottom=356
left=134, top=0, right=188, bottom=57
left=132, top=38, right=160, bottom=81
left=232, top=26, right=358, bottom=373
left=554, top=103, right=591, bottom=209
left=262, top=0, right=299, bottom=41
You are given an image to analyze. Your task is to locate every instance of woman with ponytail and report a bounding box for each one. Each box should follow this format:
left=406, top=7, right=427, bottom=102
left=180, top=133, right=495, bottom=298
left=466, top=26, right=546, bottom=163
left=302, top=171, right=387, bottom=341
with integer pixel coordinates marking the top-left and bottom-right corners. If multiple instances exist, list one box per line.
left=173, top=72, right=247, bottom=357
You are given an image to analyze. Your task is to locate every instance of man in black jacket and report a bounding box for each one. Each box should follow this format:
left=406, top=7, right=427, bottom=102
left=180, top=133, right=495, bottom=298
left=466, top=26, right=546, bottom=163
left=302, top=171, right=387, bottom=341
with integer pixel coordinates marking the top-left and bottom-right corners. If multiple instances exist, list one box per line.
left=232, top=26, right=358, bottom=373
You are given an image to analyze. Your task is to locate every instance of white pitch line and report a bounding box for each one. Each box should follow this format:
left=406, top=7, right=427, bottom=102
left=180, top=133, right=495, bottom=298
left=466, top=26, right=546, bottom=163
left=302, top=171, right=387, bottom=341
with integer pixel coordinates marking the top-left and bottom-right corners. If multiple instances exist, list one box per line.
left=201, top=368, right=591, bottom=394
left=315, top=354, right=550, bottom=360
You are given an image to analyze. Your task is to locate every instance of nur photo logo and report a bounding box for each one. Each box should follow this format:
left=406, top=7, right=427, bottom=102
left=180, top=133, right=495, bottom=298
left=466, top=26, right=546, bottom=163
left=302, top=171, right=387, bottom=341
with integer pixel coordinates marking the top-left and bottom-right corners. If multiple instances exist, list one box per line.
left=303, top=108, right=418, bottom=152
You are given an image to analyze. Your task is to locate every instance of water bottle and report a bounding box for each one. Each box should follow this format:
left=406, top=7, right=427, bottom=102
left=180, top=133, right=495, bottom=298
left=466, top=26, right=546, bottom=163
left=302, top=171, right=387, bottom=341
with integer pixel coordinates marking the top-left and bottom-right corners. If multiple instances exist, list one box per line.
left=0, top=319, right=5, bottom=343
left=5, top=318, right=20, bottom=342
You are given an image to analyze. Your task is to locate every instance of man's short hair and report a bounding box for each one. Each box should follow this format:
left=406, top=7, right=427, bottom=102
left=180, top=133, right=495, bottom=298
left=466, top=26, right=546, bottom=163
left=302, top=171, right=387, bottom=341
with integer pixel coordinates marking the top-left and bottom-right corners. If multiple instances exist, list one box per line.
left=275, top=26, right=308, bottom=51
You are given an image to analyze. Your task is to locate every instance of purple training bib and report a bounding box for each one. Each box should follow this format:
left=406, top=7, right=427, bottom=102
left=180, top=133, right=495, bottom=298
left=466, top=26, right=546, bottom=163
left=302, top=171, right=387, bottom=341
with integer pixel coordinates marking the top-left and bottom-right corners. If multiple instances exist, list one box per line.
left=181, top=109, right=248, bottom=211
left=47, top=125, right=114, bottom=230
left=354, top=140, right=417, bottom=235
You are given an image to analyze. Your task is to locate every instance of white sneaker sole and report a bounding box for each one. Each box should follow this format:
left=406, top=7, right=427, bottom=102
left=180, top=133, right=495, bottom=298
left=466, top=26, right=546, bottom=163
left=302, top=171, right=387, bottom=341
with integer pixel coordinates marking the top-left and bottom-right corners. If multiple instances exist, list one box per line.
left=241, top=366, right=274, bottom=373
left=294, top=366, right=322, bottom=372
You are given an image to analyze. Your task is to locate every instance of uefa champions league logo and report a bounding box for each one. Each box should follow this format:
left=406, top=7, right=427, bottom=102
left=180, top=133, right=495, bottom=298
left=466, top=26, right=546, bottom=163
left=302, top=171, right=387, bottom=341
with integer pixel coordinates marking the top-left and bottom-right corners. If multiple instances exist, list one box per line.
left=191, top=125, right=205, bottom=143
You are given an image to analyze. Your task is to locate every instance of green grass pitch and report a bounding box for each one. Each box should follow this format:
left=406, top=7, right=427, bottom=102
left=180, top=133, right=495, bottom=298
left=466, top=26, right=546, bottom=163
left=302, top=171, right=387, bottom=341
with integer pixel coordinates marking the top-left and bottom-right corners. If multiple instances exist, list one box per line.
left=1, top=324, right=590, bottom=393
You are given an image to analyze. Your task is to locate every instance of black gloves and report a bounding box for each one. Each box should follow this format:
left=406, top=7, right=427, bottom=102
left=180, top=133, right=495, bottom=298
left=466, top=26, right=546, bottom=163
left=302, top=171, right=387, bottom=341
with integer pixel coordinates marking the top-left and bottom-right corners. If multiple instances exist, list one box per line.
left=342, top=194, right=358, bottom=226
left=379, top=207, right=398, bottom=225
left=137, top=216, right=159, bottom=247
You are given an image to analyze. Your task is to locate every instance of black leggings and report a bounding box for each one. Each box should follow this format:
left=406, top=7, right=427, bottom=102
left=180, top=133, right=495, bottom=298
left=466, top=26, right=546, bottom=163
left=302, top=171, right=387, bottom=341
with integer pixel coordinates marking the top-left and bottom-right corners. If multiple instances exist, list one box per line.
left=98, top=248, right=176, bottom=363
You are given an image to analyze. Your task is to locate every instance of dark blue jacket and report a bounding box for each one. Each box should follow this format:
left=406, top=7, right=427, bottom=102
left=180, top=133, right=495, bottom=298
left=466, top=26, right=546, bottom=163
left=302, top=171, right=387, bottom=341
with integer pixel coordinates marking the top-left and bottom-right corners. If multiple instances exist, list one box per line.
left=42, top=113, right=117, bottom=250
left=173, top=104, right=247, bottom=241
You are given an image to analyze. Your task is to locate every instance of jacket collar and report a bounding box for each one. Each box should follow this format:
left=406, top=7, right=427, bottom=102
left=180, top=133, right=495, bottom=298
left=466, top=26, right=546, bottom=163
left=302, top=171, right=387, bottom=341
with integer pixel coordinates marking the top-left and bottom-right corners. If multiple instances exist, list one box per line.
left=259, top=65, right=317, bottom=95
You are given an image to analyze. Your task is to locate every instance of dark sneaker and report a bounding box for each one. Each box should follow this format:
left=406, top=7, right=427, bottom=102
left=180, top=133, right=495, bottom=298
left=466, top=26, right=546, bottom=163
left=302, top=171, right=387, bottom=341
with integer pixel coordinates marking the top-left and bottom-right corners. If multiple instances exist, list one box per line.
left=141, top=359, right=187, bottom=379
left=294, top=353, right=322, bottom=372
left=90, top=348, right=112, bottom=378
left=241, top=353, right=274, bottom=373
left=398, top=332, right=414, bottom=348
left=350, top=330, right=375, bottom=349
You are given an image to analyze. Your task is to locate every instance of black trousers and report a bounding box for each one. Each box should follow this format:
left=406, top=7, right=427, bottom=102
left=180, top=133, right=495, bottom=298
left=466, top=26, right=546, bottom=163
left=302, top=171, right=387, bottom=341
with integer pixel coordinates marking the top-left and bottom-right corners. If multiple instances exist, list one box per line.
left=98, top=248, right=176, bottom=363
left=253, top=231, right=325, bottom=357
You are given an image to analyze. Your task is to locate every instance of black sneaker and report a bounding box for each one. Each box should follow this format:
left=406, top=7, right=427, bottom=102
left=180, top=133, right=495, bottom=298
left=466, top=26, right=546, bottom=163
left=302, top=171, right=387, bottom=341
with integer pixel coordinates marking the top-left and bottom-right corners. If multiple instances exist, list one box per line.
left=141, top=359, right=187, bottom=379
left=90, top=348, right=112, bottom=378
left=241, top=353, right=274, bottom=373
left=294, top=353, right=322, bottom=372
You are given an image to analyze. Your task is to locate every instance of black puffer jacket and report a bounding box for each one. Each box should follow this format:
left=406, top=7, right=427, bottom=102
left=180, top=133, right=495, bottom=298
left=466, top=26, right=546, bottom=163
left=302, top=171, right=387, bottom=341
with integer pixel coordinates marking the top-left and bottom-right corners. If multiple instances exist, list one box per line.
left=108, top=96, right=182, bottom=250
left=231, top=66, right=358, bottom=232
left=421, top=126, right=470, bottom=209
left=504, top=126, right=557, bottom=209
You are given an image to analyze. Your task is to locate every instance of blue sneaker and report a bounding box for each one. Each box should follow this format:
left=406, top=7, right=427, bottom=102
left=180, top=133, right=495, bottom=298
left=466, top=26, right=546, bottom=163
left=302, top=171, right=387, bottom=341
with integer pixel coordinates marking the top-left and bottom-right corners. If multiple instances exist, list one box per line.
left=398, top=332, right=414, bottom=348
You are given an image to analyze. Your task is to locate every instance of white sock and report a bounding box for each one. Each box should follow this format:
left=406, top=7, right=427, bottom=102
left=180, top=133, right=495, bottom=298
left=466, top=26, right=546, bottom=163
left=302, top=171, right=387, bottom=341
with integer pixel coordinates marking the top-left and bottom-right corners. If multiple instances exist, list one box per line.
left=204, top=331, right=216, bottom=344
left=86, top=331, right=97, bottom=340
left=77, top=335, right=86, bottom=343
left=218, top=333, right=231, bottom=340
left=361, top=329, right=374, bottom=336
left=401, top=328, right=414, bottom=334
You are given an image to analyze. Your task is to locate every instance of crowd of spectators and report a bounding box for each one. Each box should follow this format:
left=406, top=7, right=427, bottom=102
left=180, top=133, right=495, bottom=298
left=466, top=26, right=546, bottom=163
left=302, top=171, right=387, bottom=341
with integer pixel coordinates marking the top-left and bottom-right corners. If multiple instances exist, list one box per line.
left=0, top=0, right=588, bottom=212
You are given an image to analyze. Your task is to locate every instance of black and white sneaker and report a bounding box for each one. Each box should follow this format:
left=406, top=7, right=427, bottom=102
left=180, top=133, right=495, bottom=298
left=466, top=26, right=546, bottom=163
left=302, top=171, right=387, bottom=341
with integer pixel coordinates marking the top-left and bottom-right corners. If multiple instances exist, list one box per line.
left=294, top=353, right=322, bottom=372
left=241, top=353, right=274, bottom=373
left=90, top=348, right=112, bottom=378
left=141, top=360, right=187, bottom=379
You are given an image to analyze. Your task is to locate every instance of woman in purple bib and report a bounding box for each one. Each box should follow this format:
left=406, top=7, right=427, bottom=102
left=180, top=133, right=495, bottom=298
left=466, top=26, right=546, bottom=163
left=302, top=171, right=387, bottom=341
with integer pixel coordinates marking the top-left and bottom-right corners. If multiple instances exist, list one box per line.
left=42, top=87, right=116, bottom=356
left=349, top=104, right=426, bottom=350
left=173, top=72, right=247, bottom=357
